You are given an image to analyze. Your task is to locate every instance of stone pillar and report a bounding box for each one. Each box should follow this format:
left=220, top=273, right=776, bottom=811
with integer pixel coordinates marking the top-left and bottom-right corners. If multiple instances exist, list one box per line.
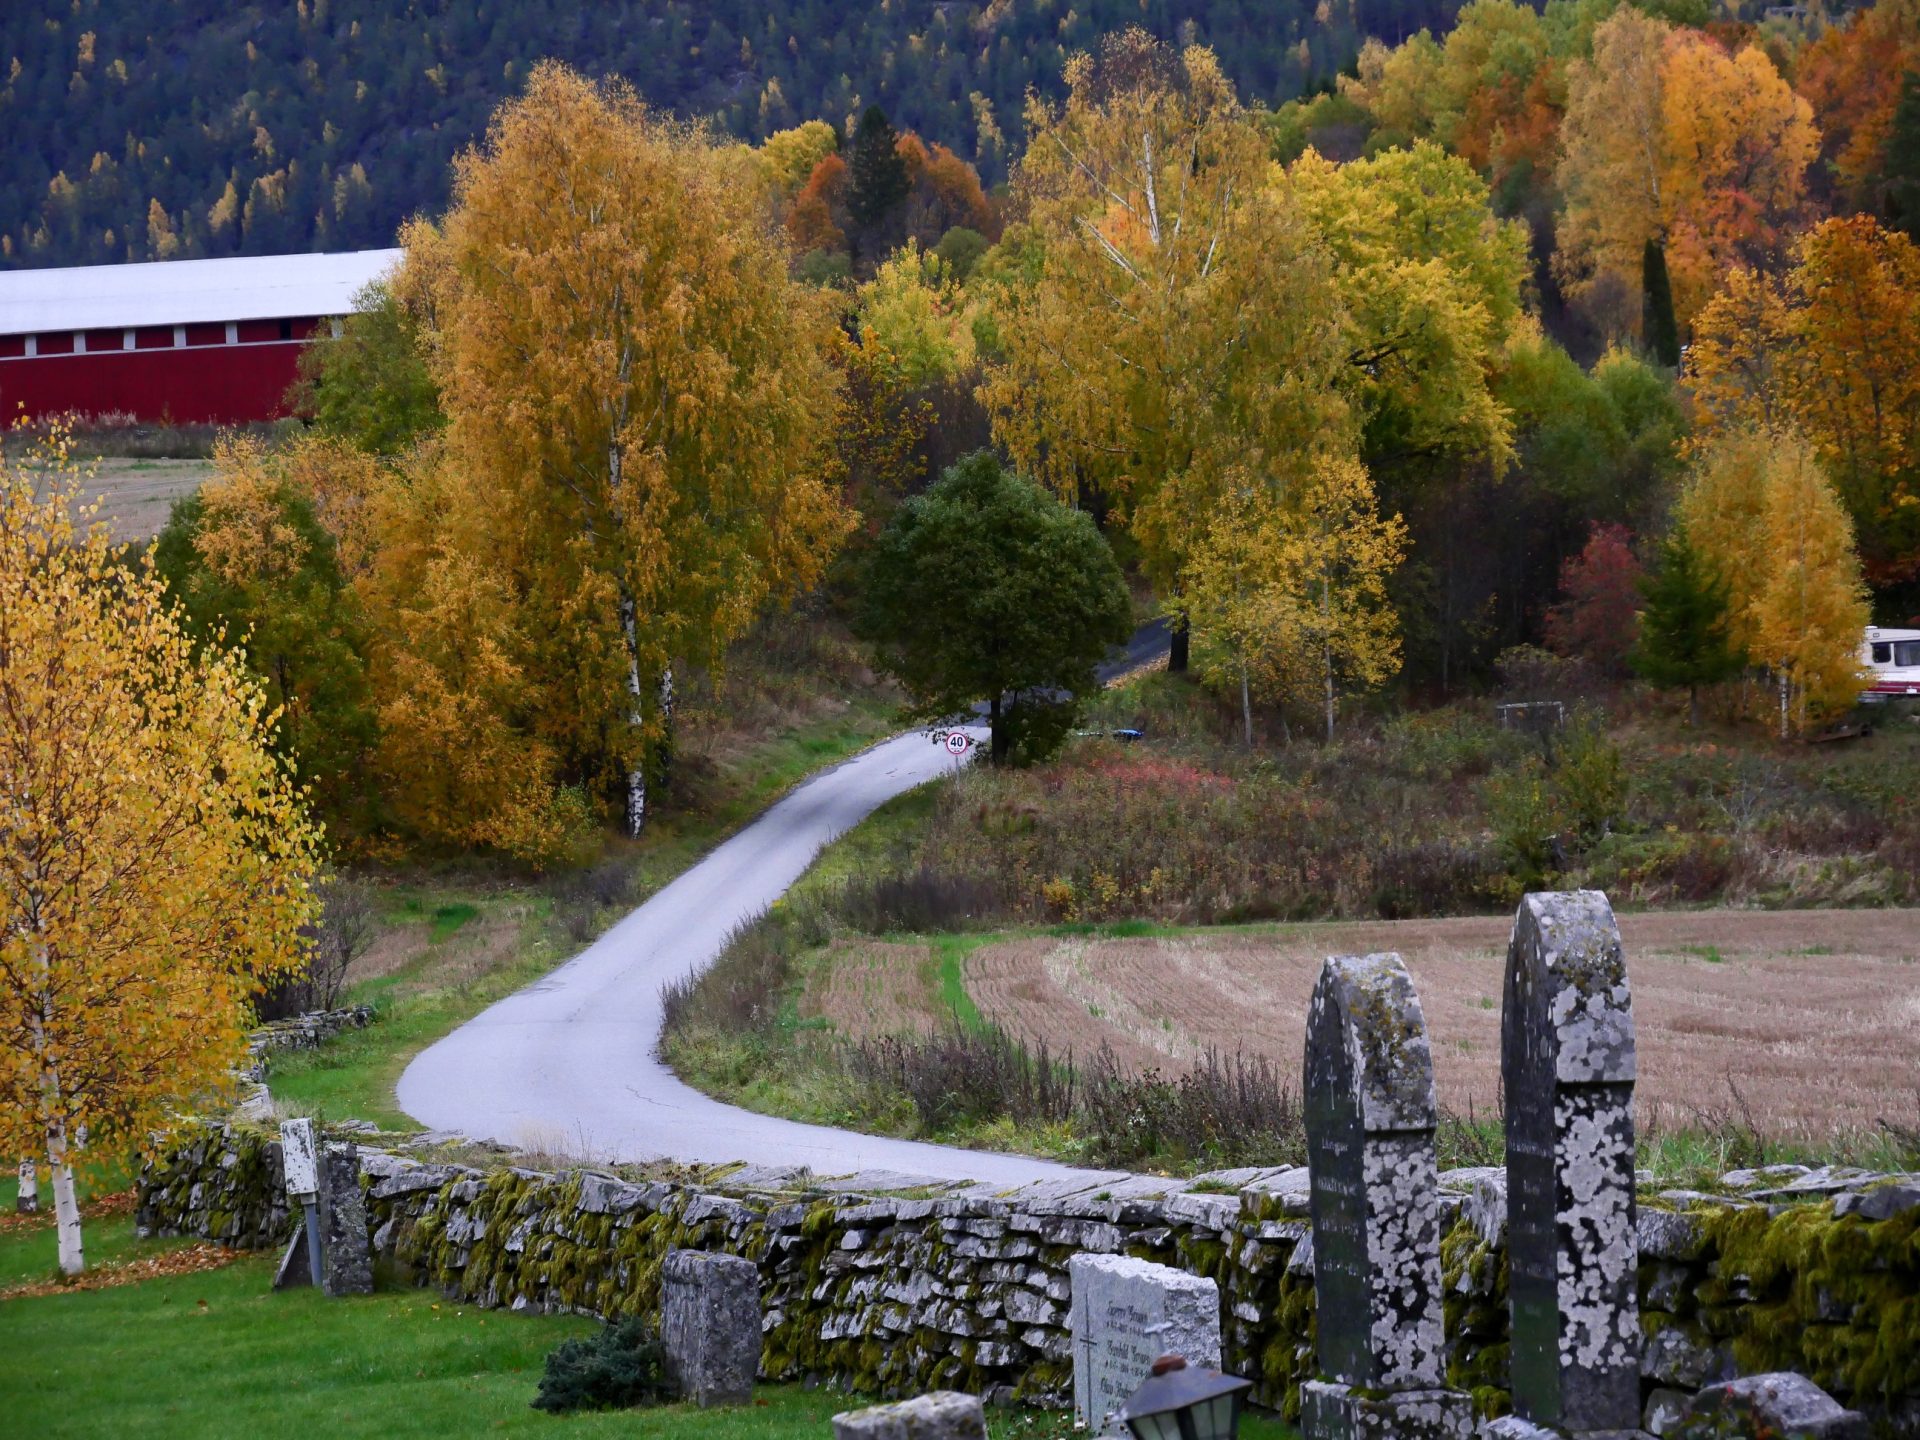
left=1502, top=891, right=1641, bottom=1433
left=661, top=1249, right=759, bottom=1407
left=1300, top=952, right=1473, bottom=1440
left=320, top=1144, right=372, bottom=1297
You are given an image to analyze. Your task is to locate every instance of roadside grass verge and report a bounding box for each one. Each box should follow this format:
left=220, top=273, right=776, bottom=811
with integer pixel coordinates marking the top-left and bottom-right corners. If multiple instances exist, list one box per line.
left=268, top=693, right=898, bottom=1130
left=1, top=1179, right=1302, bottom=1439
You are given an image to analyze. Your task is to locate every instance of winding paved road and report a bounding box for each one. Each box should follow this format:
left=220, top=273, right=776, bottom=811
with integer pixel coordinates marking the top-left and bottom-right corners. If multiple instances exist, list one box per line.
left=396, top=631, right=1168, bottom=1187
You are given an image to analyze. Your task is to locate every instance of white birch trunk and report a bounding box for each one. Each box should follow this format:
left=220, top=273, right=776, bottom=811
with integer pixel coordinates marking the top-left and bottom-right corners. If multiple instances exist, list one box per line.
left=17, top=1160, right=38, bottom=1214
left=46, top=1118, right=82, bottom=1275
left=621, top=595, right=646, bottom=837
left=1778, top=669, right=1790, bottom=742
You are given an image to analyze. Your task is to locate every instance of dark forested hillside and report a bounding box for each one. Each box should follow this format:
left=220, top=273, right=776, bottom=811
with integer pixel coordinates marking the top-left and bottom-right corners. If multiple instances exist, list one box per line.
left=0, top=0, right=1457, bottom=271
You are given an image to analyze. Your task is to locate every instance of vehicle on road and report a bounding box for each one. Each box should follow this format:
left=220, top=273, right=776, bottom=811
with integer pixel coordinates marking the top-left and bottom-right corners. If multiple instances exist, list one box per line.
left=1862, top=626, right=1920, bottom=702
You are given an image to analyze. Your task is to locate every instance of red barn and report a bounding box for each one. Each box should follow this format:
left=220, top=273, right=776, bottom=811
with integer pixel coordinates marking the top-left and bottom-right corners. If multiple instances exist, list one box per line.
left=0, top=249, right=403, bottom=426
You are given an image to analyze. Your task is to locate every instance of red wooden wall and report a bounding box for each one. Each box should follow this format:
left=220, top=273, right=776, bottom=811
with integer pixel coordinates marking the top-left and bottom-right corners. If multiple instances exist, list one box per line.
left=0, top=319, right=324, bottom=425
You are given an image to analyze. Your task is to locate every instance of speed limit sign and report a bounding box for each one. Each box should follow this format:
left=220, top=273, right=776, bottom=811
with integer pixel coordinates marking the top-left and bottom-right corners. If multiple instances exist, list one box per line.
left=944, top=730, right=972, bottom=756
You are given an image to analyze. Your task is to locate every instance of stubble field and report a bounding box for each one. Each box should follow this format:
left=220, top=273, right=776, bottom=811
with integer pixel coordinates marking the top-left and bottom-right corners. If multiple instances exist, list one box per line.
left=812, top=908, right=1920, bottom=1145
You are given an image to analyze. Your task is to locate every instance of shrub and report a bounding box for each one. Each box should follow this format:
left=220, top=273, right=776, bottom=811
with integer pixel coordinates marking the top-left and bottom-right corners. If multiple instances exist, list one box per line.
left=831, top=865, right=1004, bottom=933
left=1557, top=717, right=1626, bottom=844
left=1369, top=839, right=1506, bottom=919
left=531, top=1317, right=673, bottom=1414
left=256, top=873, right=375, bottom=1020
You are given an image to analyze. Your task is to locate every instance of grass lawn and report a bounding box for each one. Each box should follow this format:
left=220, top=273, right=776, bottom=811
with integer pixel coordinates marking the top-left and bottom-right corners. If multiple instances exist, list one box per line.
left=268, top=698, right=898, bottom=1129
left=1, top=1178, right=1300, bottom=1440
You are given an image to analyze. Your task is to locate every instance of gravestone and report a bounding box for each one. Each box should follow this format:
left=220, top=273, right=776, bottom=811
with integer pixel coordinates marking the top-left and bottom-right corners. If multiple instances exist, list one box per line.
left=16, top=1160, right=37, bottom=1214
left=273, top=1117, right=324, bottom=1291
left=831, top=1392, right=989, bottom=1440
left=319, top=1144, right=372, bottom=1297
left=1503, top=891, right=1641, bottom=1434
left=1300, top=952, right=1474, bottom=1440
left=660, top=1249, right=760, bottom=1406
left=1069, top=1252, right=1220, bottom=1435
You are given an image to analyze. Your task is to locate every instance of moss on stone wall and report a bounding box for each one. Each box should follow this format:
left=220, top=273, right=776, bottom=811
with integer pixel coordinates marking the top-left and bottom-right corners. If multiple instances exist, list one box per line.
left=135, top=1122, right=1919, bottom=1430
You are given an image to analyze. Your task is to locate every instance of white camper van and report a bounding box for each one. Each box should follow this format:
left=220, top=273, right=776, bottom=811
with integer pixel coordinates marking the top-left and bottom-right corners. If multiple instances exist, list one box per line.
left=1862, top=626, right=1920, bottom=701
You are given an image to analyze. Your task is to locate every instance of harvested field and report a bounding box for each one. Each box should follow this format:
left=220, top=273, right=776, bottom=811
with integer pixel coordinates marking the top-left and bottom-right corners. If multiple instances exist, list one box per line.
left=71, top=456, right=211, bottom=542
left=822, top=910, right=1920, bottom=1145
left=806, top=939, right=944, bottom=1036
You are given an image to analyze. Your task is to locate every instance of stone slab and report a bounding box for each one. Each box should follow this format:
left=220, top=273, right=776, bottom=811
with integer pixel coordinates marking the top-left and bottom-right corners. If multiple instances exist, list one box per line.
left=1069, top=1252, right=1219, bottom=1435
left=1675, top=1373, right=1870, bottom=1439
left=830, top=1392, right=988, bottom=1440
left=279, top=1118, right=319, bottom=1199
left=661, top=1249, right=759, bottom=1406
left=271, top=1222, right=311, bottom=1291
left=1299, top=1380, right=1475, bottom=1439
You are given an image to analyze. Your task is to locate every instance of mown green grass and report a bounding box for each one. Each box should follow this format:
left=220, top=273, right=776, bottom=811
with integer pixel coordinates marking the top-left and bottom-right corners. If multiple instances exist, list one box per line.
left=269, top=701, right=898, bottom=1130
left=1, top=1178, right=1300, bottom=1440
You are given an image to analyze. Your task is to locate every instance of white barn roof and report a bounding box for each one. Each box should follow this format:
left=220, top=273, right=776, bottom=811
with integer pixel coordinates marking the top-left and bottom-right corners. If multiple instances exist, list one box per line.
left=0, top=249, right=404, bottom=337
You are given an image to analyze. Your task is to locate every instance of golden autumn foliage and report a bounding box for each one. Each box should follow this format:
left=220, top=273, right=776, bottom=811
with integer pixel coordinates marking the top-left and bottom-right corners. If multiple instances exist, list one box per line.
left=1555, top=8, right=1818, bottom=333
left=1185, top=455, right=1406, bottom=742
left=1794, top=0, right=1919, bottom=214
left=0, top=431, right=320, bottom=1273
left=373, top=62, right=848, bottom=851
left=984, top=29, right=1351, bottom=591
left=1688, top=216, right=1920, bottom=583
left=1678, top=426, right=1870, bottom=735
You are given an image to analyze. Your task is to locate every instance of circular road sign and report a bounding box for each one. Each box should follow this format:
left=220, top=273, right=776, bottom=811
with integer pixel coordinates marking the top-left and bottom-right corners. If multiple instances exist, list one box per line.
left=944, top=730, right=972, bottom=756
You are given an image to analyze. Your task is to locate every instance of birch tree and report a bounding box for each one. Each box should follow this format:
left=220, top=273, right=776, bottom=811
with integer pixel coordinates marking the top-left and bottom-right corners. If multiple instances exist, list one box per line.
left=423, top=62, right=848, bottom=836
left=0, top=434, right=319, bottom=1273
left=983, top=29, right=1352, bottom=628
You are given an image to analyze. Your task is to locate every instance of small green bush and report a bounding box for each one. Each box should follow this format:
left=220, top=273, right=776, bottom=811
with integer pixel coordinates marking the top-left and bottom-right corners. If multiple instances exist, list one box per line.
left=530, top=1317, right=673, bottom=1414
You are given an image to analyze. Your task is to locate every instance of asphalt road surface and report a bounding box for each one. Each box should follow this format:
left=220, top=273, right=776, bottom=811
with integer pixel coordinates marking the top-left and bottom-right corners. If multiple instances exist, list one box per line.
left=396, top=629, right=1168, bottom=1186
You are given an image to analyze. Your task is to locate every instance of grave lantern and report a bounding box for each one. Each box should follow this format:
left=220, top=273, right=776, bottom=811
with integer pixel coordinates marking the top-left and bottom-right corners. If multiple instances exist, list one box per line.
left=1119, top=1355, right=1252, bottom=1440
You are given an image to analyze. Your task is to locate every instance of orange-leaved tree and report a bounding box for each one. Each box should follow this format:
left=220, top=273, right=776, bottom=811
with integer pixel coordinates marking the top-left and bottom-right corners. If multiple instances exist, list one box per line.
left=1556, top=8, right=1817, bottom=335
left=409, top=62, right=849, bottom=839
left=0, top=431, right=320, bottom=1274
left=1688, top=216, right=1920, bottom=585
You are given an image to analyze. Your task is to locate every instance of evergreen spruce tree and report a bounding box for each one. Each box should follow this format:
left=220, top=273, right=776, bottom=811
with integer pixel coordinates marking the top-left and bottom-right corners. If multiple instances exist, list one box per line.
left=1886, top=70, right=1920, bottom=239
left=1632, top=522, right=1743, bottom=726
left=1641, top=236, right=1681, bottom=368
left=847, top=104, right=909, bottom=257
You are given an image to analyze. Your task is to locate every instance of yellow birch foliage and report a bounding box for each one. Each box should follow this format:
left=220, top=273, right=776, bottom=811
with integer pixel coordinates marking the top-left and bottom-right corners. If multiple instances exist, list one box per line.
left=372, top=62, right=848, bottom=848
left=982, top=29, right=1351, bottom=590
left=1686, top=217, right=1920, bottom=583
left=1749, top=432, right=1872, bottom=733
left=1678, top=426, right=1870, bottom=733
left=1185, top=456, right=1406, bottom=738
left=0, top=433, right=320, bottom=1211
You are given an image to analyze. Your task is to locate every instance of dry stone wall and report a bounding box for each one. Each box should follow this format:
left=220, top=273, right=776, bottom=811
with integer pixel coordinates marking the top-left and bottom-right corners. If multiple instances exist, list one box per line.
left=135, top=1121, right=1919, bottom=1432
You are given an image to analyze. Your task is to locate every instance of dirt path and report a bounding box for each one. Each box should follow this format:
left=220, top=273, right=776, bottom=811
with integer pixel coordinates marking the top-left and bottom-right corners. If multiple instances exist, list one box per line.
left=943, top=910, right=1920, bottom=1144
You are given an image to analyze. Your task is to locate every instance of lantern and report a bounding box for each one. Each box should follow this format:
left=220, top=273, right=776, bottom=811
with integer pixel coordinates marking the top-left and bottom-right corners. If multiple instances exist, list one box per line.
left=1119, top=1354, right=1253, bottom=1440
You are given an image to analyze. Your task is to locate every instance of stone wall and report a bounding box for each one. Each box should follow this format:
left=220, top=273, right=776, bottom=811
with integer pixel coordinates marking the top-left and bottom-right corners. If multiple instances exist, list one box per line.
left=135, top=1121, right=1919, bottom=1432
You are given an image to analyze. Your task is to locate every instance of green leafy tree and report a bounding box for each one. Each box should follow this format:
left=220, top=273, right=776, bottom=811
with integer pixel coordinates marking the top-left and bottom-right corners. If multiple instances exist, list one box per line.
left=1632, top=522, right=1744, bottom=726
left=151, top=438, right=380, bottom=832
left=289, top=282, right=443, bottom=456
left=855, top=452, right=1132, bottom=764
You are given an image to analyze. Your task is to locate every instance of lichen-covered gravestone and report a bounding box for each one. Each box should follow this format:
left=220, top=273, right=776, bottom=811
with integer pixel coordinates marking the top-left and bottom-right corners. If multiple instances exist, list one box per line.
left=831, top=1392, right=989, bottom=1440
left=1069, top=1252, right=1221, bottom=1436
left=1502, top=891, right=1641, bottom=1433
left=660, top=1249, right=760, bottom=1407
left=1299, top=952, right=1473, bottom=1440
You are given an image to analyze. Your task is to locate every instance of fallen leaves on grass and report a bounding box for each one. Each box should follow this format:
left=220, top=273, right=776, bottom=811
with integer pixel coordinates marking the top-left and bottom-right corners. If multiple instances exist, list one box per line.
left=0, top=1187, right=136, bottom=1236
left=0, top=1242, right=242, bottom=1301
